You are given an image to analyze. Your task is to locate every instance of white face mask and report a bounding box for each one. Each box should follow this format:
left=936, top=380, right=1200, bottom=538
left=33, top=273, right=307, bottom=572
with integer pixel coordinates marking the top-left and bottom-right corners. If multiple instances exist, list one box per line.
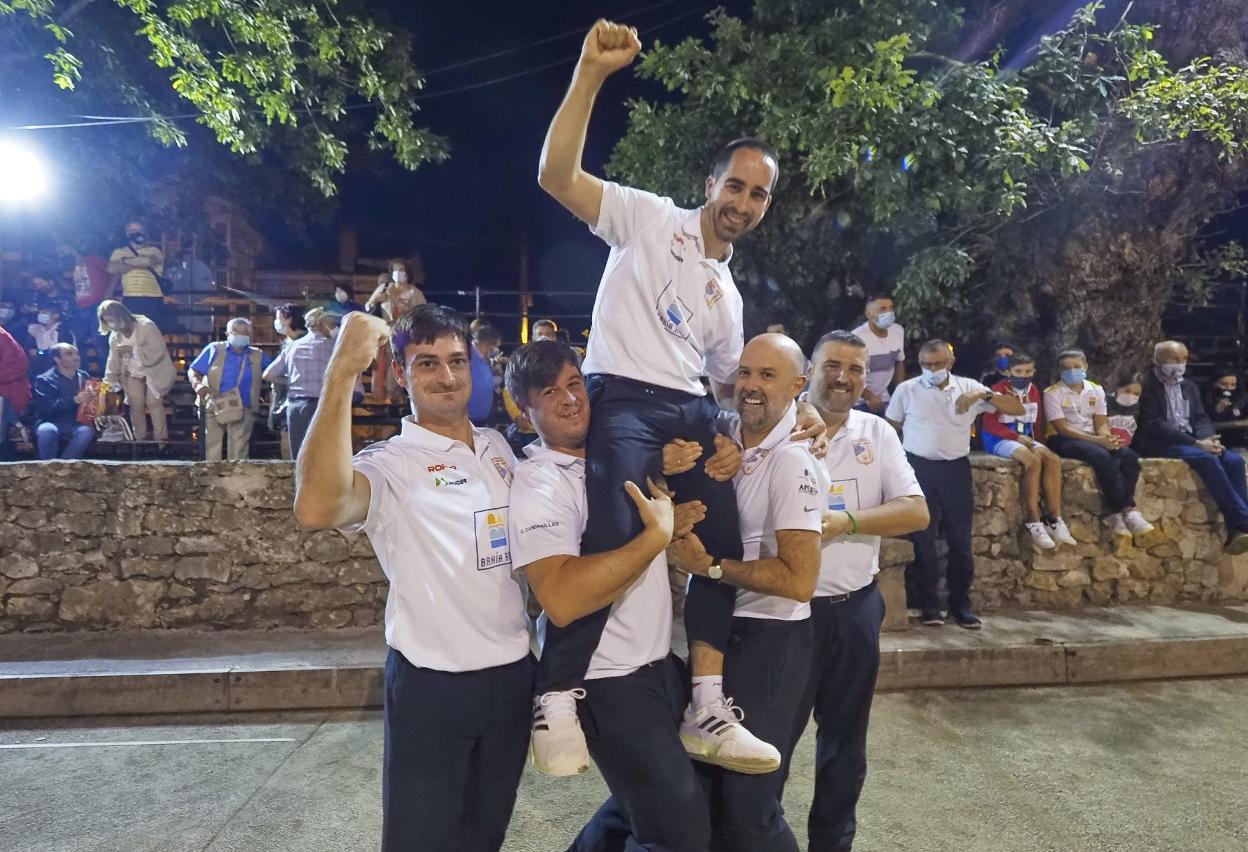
left=1116, top=392, right=1140, bottom=407
left=392, top=270, right=407, bottom=284
left=37, top=312, right=52, bottom=325
left=0, top=308, right=13, bottom=321
left=228, top=333, right=250, bottom=349
left=274, top=318, right=288, bottom=335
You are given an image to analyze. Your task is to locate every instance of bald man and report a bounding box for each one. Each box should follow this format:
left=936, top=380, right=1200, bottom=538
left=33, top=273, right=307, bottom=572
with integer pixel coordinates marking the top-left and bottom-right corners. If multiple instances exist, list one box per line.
left=669, top=333, right=823, bottom=852
left=1136, top=340, right=1248, bottom=553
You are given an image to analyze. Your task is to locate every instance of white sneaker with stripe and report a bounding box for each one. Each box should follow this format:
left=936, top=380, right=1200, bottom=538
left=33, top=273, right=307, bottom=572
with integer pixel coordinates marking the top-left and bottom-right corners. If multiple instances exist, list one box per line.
left=679, top=697, right=781, bottom=775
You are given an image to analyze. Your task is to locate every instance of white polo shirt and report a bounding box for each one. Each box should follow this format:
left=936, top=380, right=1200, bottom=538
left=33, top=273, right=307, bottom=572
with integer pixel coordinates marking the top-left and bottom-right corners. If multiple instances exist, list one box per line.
left=815, top=410, right=924, bottom=596
left=581, top=181, right=744, bottom=396
left=345, top=418, right=530, bottom=673
left=885, top=374, right=994, bottom=460
left=1043, top=381, right=1106, bottom=435
left=851, top=321, right=905, bottom=402
left=509, top=443, right=671, bottom=680
left=731, top=404, right=823, bottom=621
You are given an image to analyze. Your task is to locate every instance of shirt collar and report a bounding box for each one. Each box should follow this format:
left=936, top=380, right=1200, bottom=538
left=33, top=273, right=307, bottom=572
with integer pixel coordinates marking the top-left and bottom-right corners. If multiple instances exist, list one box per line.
left=397, top=416, right=489, bottom=455
left=1154, top=366, right=1182, bottom=387
left=523, top=440, right=584, bottom=469
left=736, top=401, right=798, bottom=454
left=682, top=207, right=733, bottom=266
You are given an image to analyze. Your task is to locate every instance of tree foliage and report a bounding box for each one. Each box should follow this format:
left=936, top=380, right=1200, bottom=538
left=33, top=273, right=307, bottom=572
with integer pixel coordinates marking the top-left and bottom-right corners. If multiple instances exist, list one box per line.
left=609, top=0, right=1248, bottom=381
left=2, top=0, right=446, bottom=196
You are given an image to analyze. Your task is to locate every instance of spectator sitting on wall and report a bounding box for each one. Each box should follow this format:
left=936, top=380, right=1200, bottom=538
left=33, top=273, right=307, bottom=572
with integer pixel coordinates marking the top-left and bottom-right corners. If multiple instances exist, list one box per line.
left=23, top=298, right=76, bottom=377
left=532, top=318, right=558, bottom=342
left=326, top=283, right=366, bottom=316
left=469, top=321, right=502, bottom=426
left=269, top=304, right=307, bottom=460
left=0, top=325, right=31, bottom=461
left=1205, top=368, right=1248, bottom=448
left=1135, top=341, right=1248, bottom=554
left=187, top=317, right=270, bottom=461
left=107, top=220, right=167, bottom=326
left=1107, top=373, right=1143, bottom=447
left=98, top=299, right=175, bottom=444
left=32, top=343, right=96, bottom=460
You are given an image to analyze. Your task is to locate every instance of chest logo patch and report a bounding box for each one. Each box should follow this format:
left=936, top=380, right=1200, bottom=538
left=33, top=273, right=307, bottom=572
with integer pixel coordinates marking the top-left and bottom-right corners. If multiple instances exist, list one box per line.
left=491, top=456, right=512, bottom=486
left=474, top=507, right=512, bottom=571
left=655, top=281, right=693, bottom=342
left=852, top=438, right=874, bottom=465
left=670, top=232, right=687, bottom=263
left=705, top=277, right=723, bottom=309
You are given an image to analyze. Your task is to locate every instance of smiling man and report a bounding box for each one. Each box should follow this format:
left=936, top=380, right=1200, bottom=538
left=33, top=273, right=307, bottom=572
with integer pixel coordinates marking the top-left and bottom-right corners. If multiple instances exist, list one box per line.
left=293, top=306, right=532, bottom=852
left=533, top=18, right=782, bottom=775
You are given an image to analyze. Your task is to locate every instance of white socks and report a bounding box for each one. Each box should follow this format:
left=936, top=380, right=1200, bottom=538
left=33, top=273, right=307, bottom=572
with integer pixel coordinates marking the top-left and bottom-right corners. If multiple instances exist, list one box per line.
left=691, top=676, right=724, bottom=710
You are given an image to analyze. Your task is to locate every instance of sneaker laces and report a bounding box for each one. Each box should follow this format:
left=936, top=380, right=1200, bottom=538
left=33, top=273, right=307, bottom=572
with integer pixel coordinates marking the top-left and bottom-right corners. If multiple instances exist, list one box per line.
left=707, top=696, right=746, bottom=730
left=536, top=688, right=586, bottom=724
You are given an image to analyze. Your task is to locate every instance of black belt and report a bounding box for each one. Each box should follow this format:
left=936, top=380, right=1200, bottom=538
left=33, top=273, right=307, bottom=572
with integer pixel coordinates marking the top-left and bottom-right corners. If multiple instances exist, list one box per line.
left=288, top=395, right=319, bottom=402
left=816, top=579, right=877, bottom=605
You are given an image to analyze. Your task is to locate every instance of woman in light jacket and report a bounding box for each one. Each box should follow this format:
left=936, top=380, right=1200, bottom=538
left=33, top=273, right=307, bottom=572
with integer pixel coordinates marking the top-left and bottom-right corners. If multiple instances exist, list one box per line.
left=98, top=299, right=175, bottom=442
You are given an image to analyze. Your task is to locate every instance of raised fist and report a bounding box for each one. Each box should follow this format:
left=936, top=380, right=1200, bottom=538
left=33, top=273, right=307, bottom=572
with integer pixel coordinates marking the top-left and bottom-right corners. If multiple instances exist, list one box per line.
left=579, top=19, right=641, bottom=78
left=329, top=311, right=391, bottom=377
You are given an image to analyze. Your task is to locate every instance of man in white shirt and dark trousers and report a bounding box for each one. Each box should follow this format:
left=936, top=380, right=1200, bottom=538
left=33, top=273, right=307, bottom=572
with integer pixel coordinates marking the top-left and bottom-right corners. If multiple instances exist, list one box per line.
left=668, top=333, right=824, bottom=852
left=785, top=330, right=929, bottom=851
left=293, top=306, right=533, bottom=852
left=886, top=339, right=1024, bottom=629
left=535, top=19, right=780, bottom=775
left=507, top=340, right=725, bottom=852
left=850, top=294, right=906, bottom=416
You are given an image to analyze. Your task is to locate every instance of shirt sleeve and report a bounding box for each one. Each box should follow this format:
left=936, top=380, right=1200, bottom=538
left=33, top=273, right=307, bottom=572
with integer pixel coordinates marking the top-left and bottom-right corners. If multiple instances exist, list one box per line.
left=1043, top=387, right=1064, bottom=423
left=768, top=447, right=824, bottom=534
left=149, top=248, right=164, bottom=276
left=884, top=384, right=906, bottom=422
left=508, top=463, right=584, bottom=568
left=342, top=442, right=401, bottom=541
left=703, top=293, right=745, bottom=386
left=189, top=345, right=214, bottom=375
left=877, top=424, right=924, bottom=502
left=108, top=248, right=125, bottom=263
left=590, top=181, right=674, bottom=249
left=1092, top=385, right=1108, bottom=416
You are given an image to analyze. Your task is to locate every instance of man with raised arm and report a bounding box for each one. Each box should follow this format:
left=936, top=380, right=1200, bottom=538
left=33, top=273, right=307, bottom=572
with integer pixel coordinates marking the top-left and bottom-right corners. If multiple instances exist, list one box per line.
left=533, top=16, right=782, bottom=777
left=293, top=306, right=532, bottom=852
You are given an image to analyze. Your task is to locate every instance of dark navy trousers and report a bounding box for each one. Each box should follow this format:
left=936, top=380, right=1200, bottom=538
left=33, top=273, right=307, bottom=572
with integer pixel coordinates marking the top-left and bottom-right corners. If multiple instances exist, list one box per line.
left=784, top=584, right=885, bottom=851
left=906, top=454, right=975, bottom=613
left=536, top=374, right=743, bottom=694
left=382, top=649, right=534, bottom=852
left=568, top=655, right=711, bottom=852
left=1150, top=444, right=1248, bottom=531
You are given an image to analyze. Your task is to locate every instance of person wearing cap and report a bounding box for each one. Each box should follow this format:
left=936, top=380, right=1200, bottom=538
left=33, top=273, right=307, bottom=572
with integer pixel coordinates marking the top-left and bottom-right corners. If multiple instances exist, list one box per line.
left=850, top=293, right=906, bottom=415
left=783, top=329, right=929, bottom=851
left=885, top=339, right=1024, bottom=629
left=294, top=305, right=533, bottom=852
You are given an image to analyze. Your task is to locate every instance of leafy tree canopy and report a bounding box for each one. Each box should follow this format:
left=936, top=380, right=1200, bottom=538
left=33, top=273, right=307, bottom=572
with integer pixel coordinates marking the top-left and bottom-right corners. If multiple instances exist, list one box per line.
left=610, top=0, right=1248, bottom=380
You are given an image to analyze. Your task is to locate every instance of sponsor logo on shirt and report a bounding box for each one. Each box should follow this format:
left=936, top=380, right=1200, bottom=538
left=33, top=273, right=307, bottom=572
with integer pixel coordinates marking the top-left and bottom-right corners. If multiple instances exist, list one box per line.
left=705, top=277, right=723, bottom=309
left=827, top=482, right=847, bottom=511
left=491, top=456, right=512, bottom=485
left=521, top=521, right=561, bottom=534
left=427, top=463, right=458, bottom=473
left=434, top=474, right=469, bottom=487
left=852, top=438, right=874, bottom=465
left=655, top=285, right=694, bottom=342
left=669, top=232, right=687, bottom=263
left=475, top=507, right=513, bottom=571
left=799, top=467, right=819, bottom=496
left=742, top=448, right=770, bottom=475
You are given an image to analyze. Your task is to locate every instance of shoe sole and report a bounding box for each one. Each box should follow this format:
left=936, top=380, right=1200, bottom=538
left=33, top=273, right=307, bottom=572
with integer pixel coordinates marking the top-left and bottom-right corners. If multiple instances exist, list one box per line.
left=1225, top=535, right=1248, bottom=556
left=919, top=619, right=944, bottom=627
left=680, top=734, right=780, bottom=775
left=955, top=620, right=982, bottom=630
left=528, top=742, right=590, bottom=778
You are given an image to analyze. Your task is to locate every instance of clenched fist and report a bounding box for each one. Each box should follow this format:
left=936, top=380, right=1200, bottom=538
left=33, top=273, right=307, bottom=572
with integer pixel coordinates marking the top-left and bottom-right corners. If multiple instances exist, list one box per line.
left=329, top=312, right=391, bottom=377
left=579, top=19, right=641, bottom=79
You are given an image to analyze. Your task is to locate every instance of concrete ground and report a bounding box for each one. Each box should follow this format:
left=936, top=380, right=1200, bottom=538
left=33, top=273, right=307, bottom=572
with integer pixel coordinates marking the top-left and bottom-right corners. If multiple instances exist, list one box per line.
left=1, top=678, right=1245, bottom=852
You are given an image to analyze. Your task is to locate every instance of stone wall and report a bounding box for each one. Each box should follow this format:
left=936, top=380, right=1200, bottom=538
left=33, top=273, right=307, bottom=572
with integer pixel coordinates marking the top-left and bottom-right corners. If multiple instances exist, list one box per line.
left=2, top=456, right=1248, bottom=634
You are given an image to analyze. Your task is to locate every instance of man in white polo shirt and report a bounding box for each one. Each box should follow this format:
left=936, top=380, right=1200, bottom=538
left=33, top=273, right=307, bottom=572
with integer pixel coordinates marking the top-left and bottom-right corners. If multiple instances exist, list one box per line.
left=668, top=333, right=823, bottom=852
left=850, top=293, right=906, bottom=415
left=536, top=18, right=781, bottom=770
left=293, top=305, right=532, bottom=852
left=885, top=339, right=1023, bottom=629
left=785, top=330, right=929, bottom=851
left=507, top=339, right=725, bottom=851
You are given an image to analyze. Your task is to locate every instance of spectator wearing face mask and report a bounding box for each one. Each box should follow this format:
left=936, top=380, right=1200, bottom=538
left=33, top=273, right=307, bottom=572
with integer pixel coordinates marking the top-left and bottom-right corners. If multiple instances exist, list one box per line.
left=979, top=342, right=1017, bottom=388
left=98, top=299, right=175, bottom=443
left=366, top=259, right=428, bottom=321
left=1205, top=369, right=1248, bottom=449
left=1136, top=341, right=1248, bottom=554
left=0, top=300, right=20, bottom=338
left=23, top=299, right=76, bottom=377
left=187, top=318, right=270, bottom=461
left=269, top=304, right=307, bottom=459
left=1107, top=374, right=1143, bottom=446
left=107, top=220, right=166, bottom=325
left=325, top=283, right=366, bottom=317
left=264, top=308, right=356, bottom=459
left=851, top=293, right=905, bottom=415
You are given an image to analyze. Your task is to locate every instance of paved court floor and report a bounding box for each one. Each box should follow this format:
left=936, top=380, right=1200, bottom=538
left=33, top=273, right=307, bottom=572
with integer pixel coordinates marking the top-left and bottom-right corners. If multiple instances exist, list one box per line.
left=1, top=678, right=1245, bottom=852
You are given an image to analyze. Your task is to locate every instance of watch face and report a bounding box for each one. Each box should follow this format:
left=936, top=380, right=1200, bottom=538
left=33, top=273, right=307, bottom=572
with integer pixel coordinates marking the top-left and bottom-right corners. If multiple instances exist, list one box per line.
left=708, top=564, right=723, bottom=580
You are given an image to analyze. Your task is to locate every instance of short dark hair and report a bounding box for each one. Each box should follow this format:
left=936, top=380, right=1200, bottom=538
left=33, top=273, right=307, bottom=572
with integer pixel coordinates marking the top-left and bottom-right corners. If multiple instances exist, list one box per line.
left=505, top=341, right=582, bottom=408
left=812, top=329, right=867, bottom=358
left=473, top=322, right=502, bottom=346
left=864, top=292, right=893, bottom=307
left=333, top=283, right=353, bottom=297
left=49, top=342, right=78, bottom=362
left=391, top=303, right=470, bottom=360
left=710, top=137, right=779, bottom=184
left=919, top=339, right=951, bottom=356
left=1007, top=352, right=1034, bottom=367
left=277, top=303, right=306, bottom=332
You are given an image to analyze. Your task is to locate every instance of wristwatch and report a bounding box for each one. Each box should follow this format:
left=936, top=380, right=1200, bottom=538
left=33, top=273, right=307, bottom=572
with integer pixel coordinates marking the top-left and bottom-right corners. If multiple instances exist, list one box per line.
left=707, top=562, right=723, bottom=580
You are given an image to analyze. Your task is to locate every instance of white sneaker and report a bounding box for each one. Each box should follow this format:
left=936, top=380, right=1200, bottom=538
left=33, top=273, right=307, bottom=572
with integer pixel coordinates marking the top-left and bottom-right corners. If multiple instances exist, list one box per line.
left=1047, top=517, right=1077, bottom=546
left=1107, top=513, right=1130, bottom=539
left=531, top=689, right=590, bottom=777
left=1123, top=510, right=1154, bottom=537
left=680, top=697, right=781, bottom=775
left=1025, top=521, right=1056, bottom=550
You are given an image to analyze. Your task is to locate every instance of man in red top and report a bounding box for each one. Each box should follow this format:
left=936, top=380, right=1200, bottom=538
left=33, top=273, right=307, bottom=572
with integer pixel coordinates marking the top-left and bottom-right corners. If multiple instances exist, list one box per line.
left=0, top=325, right=32, bottom=460
left=981, top=351, right=1076, bottom=550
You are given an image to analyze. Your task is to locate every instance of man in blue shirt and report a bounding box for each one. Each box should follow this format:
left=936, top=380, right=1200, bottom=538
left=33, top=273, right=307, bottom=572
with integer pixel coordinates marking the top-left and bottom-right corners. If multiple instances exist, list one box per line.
left=188, top=317, right=270, bottom=460
left=469, top=321, right=502, bottom=426
left=33, top=343, right=96, bottom=460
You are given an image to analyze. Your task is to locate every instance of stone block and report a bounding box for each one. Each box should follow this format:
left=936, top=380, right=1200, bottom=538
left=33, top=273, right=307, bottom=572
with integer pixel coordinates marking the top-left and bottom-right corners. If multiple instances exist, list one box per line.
left=174, top=535, right=227, bottom=556
left=1025, top=572, right=1060, bottom=591
left=1085, top=580, right=1115, bottom=605
left=303, top=531, right=351, bottom=564
left=173, top=557, right=232, bottom=584
left=1092, top=556, right=1130, bottom=581
left=129, top=536, right=176, bottom=557
left=4, top=597, right=56, bottom=620
left=166, top=583, right=196, bottom=600
left=1180, top=501, right=1210, bottom=524
left=119, top=557, right=175, bottom=579
left=7, top=578, right=61, bottom=595
left=337, top=559, right=384, bottom=586
left=1058, top=569, right=1092, bottom=588
left=58, top=578, right=163, bottom=626
left=1, top=555, right=39, bottom=579
left=1128, top=558, right=1165, bottom=580
left=309, top=609, right=353, bottom=628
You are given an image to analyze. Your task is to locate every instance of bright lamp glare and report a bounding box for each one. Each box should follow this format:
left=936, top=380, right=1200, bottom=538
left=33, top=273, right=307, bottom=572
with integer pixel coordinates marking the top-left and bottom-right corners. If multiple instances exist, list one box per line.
left=0, top=142, right=48, bottom=202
